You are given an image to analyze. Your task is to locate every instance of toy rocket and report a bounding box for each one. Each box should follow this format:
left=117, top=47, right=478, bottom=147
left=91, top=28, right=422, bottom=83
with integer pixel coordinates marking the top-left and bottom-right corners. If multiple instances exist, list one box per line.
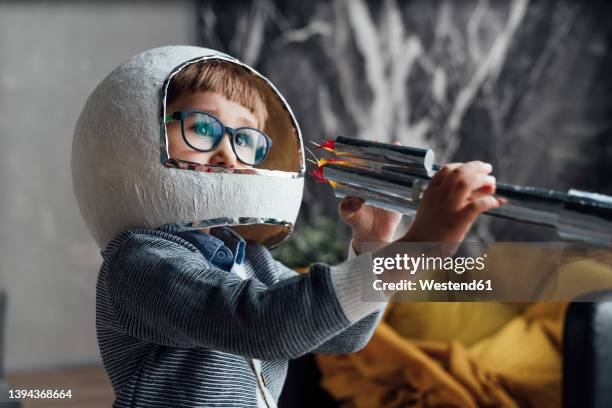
left=312, top=136, right=612, bottom=248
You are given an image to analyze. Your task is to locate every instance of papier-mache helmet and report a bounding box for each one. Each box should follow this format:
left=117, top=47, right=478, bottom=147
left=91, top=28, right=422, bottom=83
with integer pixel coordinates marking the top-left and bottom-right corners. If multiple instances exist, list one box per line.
left=72, top=46, right=304, bottom=249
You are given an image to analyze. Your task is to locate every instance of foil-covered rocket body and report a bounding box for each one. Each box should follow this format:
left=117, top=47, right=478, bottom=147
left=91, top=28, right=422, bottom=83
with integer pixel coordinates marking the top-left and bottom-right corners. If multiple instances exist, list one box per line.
left=314, top=136, right=612, bottom=248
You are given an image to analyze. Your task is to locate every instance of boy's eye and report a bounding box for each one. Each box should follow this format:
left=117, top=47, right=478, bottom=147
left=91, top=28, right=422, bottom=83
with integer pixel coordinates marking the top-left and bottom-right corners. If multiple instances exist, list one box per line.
left=191, top=122, right=216, bottom=138
left=235, top=132, right=254, bottom=147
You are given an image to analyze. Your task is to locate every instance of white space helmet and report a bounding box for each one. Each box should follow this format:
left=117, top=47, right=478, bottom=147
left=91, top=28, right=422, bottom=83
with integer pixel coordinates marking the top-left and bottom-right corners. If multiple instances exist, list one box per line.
left=72, top=46, right=304, bottom=249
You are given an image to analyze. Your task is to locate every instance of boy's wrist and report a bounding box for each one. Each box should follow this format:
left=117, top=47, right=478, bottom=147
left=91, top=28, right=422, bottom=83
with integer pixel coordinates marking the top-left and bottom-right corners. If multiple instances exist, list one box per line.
left=329, top=251, right=388, bottom=322
left=352, top=235, right=394, bottom=256
left=352, top=231, right=395, bottom=254
left=351, top=236, right=381, bottom=255
left=349, top=239, right=360, bottom=256
left=351, top=237, right=363, bottom=254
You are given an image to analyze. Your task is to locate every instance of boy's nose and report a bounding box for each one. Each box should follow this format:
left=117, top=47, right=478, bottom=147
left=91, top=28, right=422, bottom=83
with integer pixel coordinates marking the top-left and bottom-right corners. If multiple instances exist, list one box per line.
left=209, top=136, right=238, bottom=168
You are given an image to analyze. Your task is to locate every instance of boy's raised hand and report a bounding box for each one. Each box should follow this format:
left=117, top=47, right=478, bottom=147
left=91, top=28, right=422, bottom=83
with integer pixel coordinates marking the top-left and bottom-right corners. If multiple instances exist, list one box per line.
left=339, top=197, right=402, bottom=254
left=337, top=135, right=502, bottom=252
left=403, top=161, right=502, bottom=243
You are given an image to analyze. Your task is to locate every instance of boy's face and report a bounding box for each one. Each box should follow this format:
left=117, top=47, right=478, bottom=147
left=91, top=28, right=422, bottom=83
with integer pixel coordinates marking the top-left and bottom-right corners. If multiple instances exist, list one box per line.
left=166, top=91, right=259, bottom=169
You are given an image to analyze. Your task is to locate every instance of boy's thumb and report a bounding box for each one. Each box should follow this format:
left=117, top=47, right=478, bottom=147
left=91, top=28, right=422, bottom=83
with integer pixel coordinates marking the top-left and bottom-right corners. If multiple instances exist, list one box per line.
left=339, top=197, right=364, bottom=221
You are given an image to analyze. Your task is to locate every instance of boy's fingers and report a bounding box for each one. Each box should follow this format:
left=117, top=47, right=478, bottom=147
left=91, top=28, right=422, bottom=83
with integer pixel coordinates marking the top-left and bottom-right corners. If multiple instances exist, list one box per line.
left=428, top=163, right=462, bottom=189
left=467, top=188, right=496, bottom=201
left=339, top=197, right=364, bottom=222
left=448, top=174, right=496, bottom=212
left=456, top=195, right=500, bottom=225
left=468, top=181, right=506, bottom=201
left=439, top=161, right=492, bottom=201
left=471, top=160, right=493, bottom=174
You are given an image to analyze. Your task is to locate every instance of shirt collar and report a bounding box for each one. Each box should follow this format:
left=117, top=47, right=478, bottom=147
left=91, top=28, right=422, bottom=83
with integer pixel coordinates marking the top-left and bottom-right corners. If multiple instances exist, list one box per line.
left=160, top=224, right=245, bottom=270
left=210, top=227, right=246, bottom=265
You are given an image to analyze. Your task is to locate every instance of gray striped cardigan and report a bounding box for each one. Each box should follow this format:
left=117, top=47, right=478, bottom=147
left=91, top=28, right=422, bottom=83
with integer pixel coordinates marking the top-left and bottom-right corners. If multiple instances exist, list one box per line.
left=96, top=224, right=385, bottom=407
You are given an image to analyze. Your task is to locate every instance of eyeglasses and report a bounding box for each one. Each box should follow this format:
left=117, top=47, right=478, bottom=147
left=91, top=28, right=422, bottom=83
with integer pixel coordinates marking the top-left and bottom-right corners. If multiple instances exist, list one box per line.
left=165, top=111, right=273, bottom=166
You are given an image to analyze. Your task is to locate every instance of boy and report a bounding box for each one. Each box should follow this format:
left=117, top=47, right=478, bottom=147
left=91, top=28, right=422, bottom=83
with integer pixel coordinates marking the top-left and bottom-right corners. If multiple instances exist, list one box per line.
left=72, top=46, right=500, bottom=407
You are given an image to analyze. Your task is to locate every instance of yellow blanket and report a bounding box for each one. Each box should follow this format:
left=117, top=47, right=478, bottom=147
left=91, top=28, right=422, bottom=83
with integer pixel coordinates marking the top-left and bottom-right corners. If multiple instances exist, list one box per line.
left=317, top=248, right=612, bottom=407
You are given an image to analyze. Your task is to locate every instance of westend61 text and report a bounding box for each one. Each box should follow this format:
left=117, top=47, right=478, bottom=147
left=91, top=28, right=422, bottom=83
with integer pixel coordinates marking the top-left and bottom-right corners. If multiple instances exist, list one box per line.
left=373, top=279, right=493, bottom=292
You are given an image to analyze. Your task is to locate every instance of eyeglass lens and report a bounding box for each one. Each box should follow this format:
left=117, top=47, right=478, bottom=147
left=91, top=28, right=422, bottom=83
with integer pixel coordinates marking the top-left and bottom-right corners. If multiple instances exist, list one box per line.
left=183, top=112, right=223, bottom=151
left=182, top=112, right=269, bottom=165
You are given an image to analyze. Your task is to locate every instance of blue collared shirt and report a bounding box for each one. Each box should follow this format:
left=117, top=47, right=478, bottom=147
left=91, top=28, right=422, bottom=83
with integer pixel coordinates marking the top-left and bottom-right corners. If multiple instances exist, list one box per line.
left=173, top=227, right=246, bottom=272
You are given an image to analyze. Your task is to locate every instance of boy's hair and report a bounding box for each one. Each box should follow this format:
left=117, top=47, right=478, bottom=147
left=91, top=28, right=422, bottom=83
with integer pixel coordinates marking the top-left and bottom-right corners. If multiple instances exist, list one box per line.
left=167, top=60, right=268, bottom=128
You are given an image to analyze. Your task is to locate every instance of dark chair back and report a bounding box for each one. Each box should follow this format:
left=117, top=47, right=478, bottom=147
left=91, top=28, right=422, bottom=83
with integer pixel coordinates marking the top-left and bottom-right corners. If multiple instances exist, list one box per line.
left=563, top=290, right=612, bottom=408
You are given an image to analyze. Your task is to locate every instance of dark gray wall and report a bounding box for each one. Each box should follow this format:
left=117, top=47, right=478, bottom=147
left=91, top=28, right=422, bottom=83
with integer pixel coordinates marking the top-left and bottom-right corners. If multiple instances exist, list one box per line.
left=196, top=0, right=612, bottom=243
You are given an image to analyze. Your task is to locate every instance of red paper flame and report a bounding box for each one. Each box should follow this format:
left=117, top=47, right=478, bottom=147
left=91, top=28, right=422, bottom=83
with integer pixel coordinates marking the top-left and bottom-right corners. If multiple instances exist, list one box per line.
left=313, top=140, right=336, bottom=152
left=308, top=157, right=347, bottom=189
left=309, top=166, right=327, bottom=183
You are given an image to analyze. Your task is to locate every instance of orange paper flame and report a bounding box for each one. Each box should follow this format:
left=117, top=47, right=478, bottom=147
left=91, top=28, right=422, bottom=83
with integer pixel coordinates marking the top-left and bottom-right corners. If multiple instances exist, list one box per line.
left=316, top=158, right=352, bottom=167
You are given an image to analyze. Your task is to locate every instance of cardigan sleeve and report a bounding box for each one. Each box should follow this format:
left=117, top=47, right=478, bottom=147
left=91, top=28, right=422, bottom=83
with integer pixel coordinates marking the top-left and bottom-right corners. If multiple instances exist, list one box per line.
left=273, top=257, right=386, bottom=354
left=101, top=229, right=383, bottom=360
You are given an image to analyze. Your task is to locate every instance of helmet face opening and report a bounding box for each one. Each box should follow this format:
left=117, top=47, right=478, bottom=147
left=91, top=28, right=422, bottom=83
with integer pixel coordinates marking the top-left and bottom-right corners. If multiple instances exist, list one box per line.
left=72, top=47, right=305, bottom=249
left=160, top=56, right=304, bottom=175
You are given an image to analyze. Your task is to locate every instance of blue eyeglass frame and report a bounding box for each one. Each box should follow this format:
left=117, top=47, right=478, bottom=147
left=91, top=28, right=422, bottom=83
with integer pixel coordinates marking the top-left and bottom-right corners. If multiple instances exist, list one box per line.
left=165, top=110, right=273, bottom=166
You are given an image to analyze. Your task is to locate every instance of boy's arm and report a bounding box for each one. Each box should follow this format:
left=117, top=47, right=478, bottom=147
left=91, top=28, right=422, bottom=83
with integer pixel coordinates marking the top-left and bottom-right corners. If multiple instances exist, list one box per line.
left=303, top=160, right=503, bottom=353
left=102, top=229, right=384, bottom=361
left=274, top=237, right=389, bottom=354
left=274, top=240, right=386, bottom=354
